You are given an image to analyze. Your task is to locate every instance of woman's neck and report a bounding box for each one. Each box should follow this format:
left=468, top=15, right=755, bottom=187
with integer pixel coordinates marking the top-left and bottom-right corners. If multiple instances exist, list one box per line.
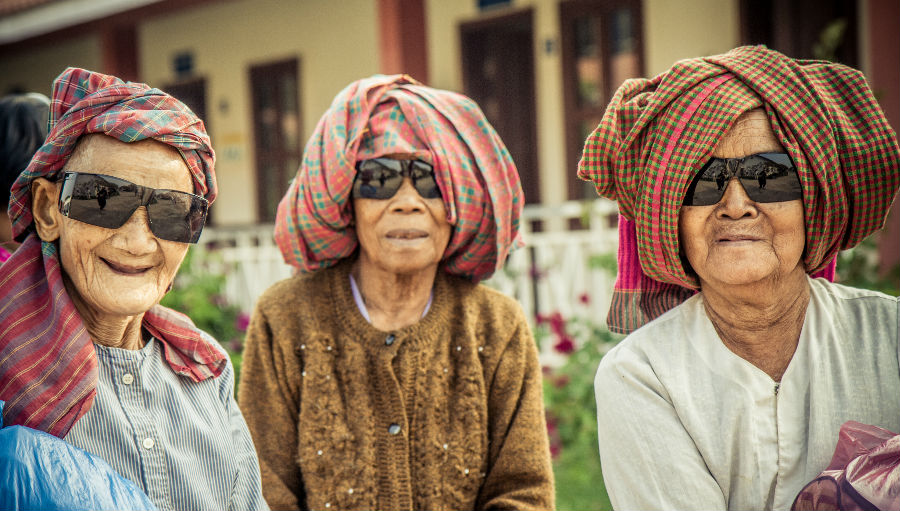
left=700, top=269, right=811, bottom=381
left=351, top=257, right=437, bottom=332
left=63, top=275, right=145, bottom=350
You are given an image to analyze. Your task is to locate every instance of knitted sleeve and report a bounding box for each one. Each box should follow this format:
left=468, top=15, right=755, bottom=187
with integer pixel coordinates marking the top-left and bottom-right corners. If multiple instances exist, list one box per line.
left=238, top=288, right=306, bottom=510
left=476, top=306, right=555, bottom=510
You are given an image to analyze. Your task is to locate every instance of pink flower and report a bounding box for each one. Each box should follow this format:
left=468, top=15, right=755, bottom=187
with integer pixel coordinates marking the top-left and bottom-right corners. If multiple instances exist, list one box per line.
left=548, top=312, right=566, bottom=337
left=235, top=312, right=250, bottom=332
left=546, top=416, right=562, bottom=459
left=553, top=374, right=570, bottom=388
left=553, top=335, right=575, bottom=354
left=579, top=292, right=590, bottom=305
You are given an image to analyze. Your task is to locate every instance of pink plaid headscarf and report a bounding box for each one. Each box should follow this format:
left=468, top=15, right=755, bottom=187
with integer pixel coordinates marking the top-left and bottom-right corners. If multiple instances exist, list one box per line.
left=274, top=74, right=524, bottom=282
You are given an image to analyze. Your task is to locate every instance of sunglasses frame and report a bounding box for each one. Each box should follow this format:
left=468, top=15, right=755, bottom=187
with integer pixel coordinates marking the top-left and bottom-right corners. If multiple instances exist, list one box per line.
left=352, top=158, right=442, bottom=200
left=683, top=152, right=802, bottom=206
left=57, top=171, right=209, bottom=244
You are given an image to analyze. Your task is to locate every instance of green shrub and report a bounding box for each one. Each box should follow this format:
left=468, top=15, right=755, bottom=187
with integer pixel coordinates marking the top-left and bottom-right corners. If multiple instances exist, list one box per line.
left=536, top=308, right=622, bottom=510
left=160, top=248, right=249, bottom=385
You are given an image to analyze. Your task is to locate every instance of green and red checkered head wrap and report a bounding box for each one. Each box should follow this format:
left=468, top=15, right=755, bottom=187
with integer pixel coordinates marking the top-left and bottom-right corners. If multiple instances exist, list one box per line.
left=9, top=67, right=217, bottom=239
left=578, top=45, right=900, bottom=333
left=0, top=67, right=224, bottom=438
left=274, top=74, right=524, bottom=282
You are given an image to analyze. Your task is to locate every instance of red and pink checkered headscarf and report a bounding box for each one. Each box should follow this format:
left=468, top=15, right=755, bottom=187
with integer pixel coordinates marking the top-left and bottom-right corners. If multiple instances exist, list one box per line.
left=578, top=46, right=900, bottom=333
left=0, top=68, right=225, bottom=437
left=274, top=74, right=524, bottom=282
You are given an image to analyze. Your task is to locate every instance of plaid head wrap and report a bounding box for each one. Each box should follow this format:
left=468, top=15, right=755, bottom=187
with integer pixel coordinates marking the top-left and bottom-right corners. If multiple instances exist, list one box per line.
left=578, top=46, right=900, bottom=333
left=0, top=68, right=226, bottom=437
left=274, top=74, right=524, bottom=282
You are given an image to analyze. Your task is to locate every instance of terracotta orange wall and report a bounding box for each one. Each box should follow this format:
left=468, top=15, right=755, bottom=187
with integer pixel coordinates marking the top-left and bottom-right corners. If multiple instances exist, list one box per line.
left=378, top=0, right=429, bottom=83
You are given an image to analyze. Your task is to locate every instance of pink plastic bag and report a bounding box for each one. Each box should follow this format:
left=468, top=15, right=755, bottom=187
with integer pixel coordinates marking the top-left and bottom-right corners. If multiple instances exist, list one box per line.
left=792, top=421, right=900, bottom=510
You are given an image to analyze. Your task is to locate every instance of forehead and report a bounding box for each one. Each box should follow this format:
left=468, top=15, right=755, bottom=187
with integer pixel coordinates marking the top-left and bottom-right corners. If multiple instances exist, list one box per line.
left=64, top=134, right=194, bottom=193
left=712, top=109, right=784, bottom=159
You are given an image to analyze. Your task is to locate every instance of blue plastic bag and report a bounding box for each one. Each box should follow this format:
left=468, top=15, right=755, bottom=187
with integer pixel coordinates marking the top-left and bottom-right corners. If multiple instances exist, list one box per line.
left=0, top=401, right=157, bottom=511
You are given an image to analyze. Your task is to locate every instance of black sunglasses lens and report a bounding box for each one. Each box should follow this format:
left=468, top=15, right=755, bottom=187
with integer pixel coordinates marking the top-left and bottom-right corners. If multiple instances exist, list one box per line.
left=354, top=160, right=403, bottom=199
left=354, top=159, right=440, bottom=200
left=147, top=191, right=208, bottom=243
left=410, top=161, right=441, bottom=199
left=63, top=174, right=139, bottom=229
left=60, top=172, right=206, bottom=243
left=685, top=160, right=729, bottom=206
left=738, top=154, right=802, bottom=203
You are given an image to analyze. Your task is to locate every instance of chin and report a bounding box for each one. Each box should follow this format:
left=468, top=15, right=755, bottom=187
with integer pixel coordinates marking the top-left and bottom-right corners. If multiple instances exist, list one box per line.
left=85, top=290, right=162, bottom=317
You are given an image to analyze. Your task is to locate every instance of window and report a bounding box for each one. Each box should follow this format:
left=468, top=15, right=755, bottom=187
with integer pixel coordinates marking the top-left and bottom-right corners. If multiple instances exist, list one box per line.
left=560, top=0, right=643, bottom=200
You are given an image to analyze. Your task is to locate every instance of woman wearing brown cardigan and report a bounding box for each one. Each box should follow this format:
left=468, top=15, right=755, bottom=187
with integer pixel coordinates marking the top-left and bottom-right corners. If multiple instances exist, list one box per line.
left=238, top=75, right=554, bottom=511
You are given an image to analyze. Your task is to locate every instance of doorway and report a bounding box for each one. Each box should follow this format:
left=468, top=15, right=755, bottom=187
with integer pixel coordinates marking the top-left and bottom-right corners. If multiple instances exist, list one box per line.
left=460, top=10, right=539, bottom=204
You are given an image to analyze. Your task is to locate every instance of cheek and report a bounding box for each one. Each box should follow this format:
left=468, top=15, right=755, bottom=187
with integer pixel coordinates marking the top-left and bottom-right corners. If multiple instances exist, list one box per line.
left=773, top=207, right=807, bottom=261
left=678, top=209, right=709, bottom=264
left=58, top=221, right=107, bottom=280
left=160, top=242, right=189, bottom=277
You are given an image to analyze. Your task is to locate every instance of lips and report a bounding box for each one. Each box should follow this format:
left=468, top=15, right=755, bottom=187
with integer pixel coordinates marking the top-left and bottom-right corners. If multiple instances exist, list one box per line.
left=102, top=258, right=153, bottom=275
left=386, top=229, right=428, bottom=240
left=717, top=235, right=760, bottom=242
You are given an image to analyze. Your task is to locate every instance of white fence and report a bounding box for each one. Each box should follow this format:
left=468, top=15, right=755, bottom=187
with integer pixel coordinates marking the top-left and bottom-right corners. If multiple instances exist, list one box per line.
left=192, top=199, right=620, bottom=326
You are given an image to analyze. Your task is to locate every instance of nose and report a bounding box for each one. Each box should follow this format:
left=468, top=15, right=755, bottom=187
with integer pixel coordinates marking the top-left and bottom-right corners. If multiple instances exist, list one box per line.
left=715, top=177, right=759, bottom=220
left=111, top=207, right=158, bottom=253
left=389, top=178, right=426, bottom=213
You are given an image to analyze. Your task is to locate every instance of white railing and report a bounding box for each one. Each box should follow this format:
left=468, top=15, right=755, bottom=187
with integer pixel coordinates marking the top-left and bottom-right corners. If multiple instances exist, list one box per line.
left=192, top=199, right=620, bottom=327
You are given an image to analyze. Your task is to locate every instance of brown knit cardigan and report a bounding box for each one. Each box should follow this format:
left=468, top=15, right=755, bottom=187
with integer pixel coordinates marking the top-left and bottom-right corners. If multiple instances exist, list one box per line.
left=238, top=259, right=555, bottom=511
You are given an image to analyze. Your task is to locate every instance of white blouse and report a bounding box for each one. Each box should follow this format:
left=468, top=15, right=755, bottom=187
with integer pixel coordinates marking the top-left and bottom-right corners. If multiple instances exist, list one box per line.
left=594, top=277, right=900, bottom=510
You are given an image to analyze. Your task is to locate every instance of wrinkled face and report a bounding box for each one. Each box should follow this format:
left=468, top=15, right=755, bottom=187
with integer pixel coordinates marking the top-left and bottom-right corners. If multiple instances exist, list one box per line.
left=353, top=156, right=451, bottom=276
left=54, top=135, right=194, bottom=317
left=678, top=109, right=806, bottom=288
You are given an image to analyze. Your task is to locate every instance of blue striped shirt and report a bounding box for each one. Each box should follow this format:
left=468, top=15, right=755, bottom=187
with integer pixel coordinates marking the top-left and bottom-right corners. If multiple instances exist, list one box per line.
left=64, top=337, right=268, bottom=511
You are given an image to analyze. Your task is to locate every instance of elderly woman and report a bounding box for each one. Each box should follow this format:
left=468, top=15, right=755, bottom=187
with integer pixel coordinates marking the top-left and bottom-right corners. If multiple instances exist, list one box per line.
left=579, top=46, right=900, bottom=510
left=238, top=75, right=554, bottom=511
left=0, top=68, right=267, bottom=510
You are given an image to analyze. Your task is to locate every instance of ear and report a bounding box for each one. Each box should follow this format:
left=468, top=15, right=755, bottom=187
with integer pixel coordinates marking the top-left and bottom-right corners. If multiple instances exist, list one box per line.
left=31, top=178, right=62, bottom=242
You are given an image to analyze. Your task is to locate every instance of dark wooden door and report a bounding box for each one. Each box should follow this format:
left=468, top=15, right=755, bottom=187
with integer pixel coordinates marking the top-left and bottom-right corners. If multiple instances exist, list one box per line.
left=250, top=59, right=302, bottom=223
left=460, top=10, right=539, bottom=204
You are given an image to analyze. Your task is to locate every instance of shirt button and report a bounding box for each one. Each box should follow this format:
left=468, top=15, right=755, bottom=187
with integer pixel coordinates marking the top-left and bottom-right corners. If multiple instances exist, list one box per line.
left=122, top=373, right=134, bottom=385
left=142, top=437, right=154, bottom=449
left=385, top=334, right=395, bottom=346
left=388, top=423, right=401, bottom=435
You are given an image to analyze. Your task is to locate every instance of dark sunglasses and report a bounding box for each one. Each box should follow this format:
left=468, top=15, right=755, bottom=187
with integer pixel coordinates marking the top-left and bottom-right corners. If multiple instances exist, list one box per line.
left=352, top=158, right=442, bottom=200
left=57, top=171, right=208, bottom=243
left=683, top=152, right=802, bottom=206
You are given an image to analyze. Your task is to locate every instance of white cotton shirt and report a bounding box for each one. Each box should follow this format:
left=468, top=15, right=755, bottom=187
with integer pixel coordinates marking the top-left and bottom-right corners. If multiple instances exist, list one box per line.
left=594, top=277, right=900, bottom=511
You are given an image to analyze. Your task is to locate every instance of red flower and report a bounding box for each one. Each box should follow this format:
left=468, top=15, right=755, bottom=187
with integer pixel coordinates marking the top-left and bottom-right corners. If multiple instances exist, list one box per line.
left=579, top=292, right=590, bottom=305
left=553, top=374, right=570, bottom=388
left=548, top=312, right=566, bottom=337
left=546, top=415, right=562, bottom=459
left=553, top=335, right=575, bottom=354
left=235, top=312, right=250, bottom=332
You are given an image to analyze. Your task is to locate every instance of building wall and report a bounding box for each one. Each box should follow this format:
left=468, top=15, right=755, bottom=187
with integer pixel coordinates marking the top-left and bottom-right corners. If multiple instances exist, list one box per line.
left=138, top=0, right=380, bottom=225
left=0, top=35, right=101, bottom=94
left=642, top=0, right=739, bottom=76
left=425, top=0, right=739, bottom=206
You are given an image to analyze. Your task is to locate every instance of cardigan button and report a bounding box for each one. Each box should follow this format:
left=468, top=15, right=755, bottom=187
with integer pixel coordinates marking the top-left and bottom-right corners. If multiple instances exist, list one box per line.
left=388, top=423, right=401, bottom=435
left=385, top=334, right=395, bottom=346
